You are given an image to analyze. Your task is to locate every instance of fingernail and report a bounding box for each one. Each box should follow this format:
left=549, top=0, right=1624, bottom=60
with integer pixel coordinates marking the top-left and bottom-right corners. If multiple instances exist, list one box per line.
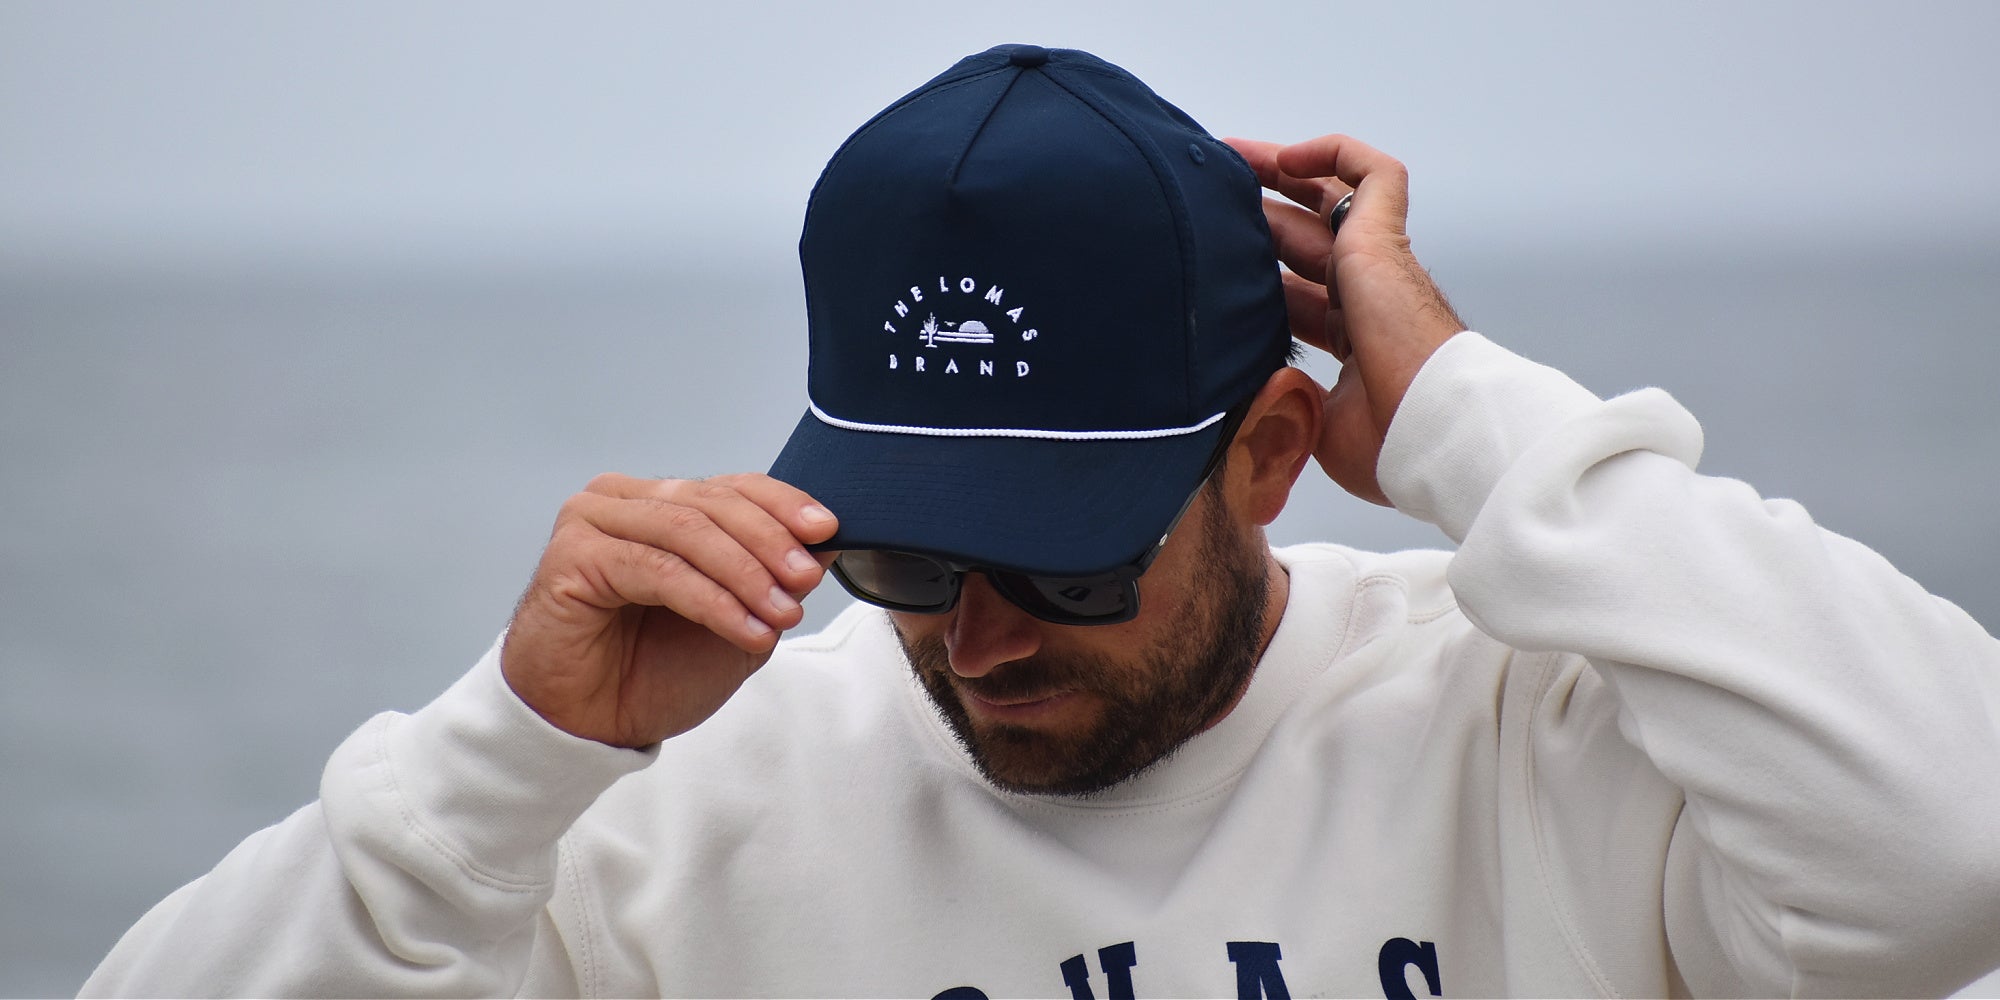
left=800, top=504, right=834, bottom=524
left=785, top=548, right=817, bottom=574
left=768, top=586, right=799, bottom=614
left=745, top=614, right=774, bottom=637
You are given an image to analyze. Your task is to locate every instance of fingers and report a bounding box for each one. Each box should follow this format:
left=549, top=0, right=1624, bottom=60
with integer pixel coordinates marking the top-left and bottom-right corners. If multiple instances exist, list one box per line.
left=586, top=474, right=837, bottom=558
left=1272, top=134, right=1409, bottom=236
left=1226, top=137, right=1349, bottom=216
left=1263, top=196, right=1335, bottom=282
left=1231, top=133, right=1441, bottom=509
left=1271, top=133, right=1399, bottom=190
left=1257, top=188, right=1356, bottom=363
left=562, top=473, right=841, bottom=650
left=1230, top=134, right=1407, bottom=238
left=1280, top=270, right=1350, bottom=362
left=1279, top=270, right=1328, bottom=346
left=579, top=533, right=785, bottom=651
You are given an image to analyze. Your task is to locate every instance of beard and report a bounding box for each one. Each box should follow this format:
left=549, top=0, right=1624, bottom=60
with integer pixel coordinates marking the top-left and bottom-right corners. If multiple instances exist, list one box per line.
left=895, top=490, right=1272, bottom=797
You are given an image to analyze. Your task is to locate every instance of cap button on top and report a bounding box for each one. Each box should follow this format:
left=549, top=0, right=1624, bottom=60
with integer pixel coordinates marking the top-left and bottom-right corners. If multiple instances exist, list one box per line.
left=1007, top=44, right=1050, bottom=68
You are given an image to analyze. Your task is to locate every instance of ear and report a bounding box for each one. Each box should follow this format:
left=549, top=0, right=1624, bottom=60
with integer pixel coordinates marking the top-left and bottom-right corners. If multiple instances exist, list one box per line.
left=1222, top=366, right=1323, bottom=526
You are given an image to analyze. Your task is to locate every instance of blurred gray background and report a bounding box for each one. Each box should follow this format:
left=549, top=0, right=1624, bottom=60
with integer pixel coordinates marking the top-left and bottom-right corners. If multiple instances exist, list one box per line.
left=4, top=1, right=1998, bottom=995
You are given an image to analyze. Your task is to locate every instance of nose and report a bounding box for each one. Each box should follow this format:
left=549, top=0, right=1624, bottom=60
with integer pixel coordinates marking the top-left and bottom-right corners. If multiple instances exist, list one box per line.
left=943, top=573, right=1043, bottom=677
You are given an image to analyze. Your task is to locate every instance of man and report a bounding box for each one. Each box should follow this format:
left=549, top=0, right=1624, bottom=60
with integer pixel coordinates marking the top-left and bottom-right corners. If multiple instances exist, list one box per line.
left=85, top=44, right=2000, bottom=998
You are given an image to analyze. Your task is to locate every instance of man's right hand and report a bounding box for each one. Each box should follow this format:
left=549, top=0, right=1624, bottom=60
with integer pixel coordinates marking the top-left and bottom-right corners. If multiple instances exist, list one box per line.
left=499, top=473, right=838, bottom=749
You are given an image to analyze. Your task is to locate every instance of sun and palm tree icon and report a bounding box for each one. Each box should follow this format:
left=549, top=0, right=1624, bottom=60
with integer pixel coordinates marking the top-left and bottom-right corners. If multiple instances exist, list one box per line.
left=919, top=313, right=995, bottom=348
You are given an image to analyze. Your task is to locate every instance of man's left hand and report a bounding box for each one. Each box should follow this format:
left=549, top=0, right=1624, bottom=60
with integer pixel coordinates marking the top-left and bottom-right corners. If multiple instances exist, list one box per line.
left=1226, top=134, right=1465, bottom=506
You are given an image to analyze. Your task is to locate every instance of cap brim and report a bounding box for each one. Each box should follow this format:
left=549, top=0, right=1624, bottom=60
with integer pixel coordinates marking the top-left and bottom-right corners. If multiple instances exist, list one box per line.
left=767, top=411, right=1223, bottom=577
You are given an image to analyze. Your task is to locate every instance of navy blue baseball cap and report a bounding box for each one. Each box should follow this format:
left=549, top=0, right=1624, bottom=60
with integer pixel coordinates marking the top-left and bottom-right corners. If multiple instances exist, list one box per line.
left=768, top=43, right=1289, bottom=577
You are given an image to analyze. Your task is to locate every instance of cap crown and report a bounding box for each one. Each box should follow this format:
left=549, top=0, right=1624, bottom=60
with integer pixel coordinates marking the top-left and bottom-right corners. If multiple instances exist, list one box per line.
left=800, top=44, right=1288, bottom=440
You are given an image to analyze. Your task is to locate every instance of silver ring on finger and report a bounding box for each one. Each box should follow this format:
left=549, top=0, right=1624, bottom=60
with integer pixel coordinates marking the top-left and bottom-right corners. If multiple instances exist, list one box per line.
left=1327, top=192, right=1353, bottom=235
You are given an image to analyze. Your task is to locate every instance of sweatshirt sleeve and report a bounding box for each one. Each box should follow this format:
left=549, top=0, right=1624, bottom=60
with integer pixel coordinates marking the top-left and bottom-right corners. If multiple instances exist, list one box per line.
left=80, top=638, right=655, bottom=998
left=1378, top=333, right=2000, bottom=997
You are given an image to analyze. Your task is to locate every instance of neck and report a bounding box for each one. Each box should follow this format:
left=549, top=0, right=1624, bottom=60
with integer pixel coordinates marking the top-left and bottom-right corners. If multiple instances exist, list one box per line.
left=1198, top=538, right=1289, bottom=733
left=1256, top=546, right=1290, bottom=659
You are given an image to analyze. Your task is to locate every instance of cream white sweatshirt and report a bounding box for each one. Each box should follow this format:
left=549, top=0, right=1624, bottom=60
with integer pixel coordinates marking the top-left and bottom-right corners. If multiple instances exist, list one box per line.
left=84, top=334, right=2000, bottom=997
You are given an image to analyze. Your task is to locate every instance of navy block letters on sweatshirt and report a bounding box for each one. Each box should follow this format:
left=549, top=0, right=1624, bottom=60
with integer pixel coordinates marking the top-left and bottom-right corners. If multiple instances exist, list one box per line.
left=1226, top=941, right=1292, bottom=1000
left=1377, top=937, right=1443, bottom=999
left=1059, top=941, right=1138, bottom=1000
left=928, top=936, right=1439, bottom=1000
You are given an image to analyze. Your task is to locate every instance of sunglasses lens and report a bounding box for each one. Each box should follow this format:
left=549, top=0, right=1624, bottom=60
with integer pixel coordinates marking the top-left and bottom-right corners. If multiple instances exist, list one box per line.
left=832, top=550, right=958, bottom=612
left=833, top=552, right=1138, bottom=624
left=997, top=572, right=1136, bottom=624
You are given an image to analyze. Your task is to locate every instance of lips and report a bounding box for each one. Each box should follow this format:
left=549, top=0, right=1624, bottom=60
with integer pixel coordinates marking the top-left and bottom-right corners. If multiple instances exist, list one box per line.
left=967, top=688, right=1068, bottom=707
left=959, top=685, right=1082, bottom=725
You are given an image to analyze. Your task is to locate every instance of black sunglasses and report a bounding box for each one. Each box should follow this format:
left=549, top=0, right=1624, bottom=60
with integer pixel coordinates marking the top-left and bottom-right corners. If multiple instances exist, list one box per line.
left=826, top=403, right=1247, bottom=626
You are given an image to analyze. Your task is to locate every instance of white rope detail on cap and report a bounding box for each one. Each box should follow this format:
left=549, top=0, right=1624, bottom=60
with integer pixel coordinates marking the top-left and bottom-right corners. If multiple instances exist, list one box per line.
left=808, top=400, right=1226, bottom=440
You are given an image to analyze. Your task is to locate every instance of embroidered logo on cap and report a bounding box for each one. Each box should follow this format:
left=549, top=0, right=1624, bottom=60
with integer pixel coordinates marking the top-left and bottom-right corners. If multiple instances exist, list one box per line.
left=883, top=273, right=1040, bottom=378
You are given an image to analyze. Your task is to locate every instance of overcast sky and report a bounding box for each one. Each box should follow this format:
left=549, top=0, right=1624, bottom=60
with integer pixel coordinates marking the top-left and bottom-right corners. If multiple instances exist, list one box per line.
left=6, top=0, right=1999, bottom=275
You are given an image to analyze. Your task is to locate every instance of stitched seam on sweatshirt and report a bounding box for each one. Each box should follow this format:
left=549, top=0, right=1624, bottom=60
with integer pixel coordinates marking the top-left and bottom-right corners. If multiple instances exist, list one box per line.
left=374, top=719, right=547, bottom=894
left=558, top=836, right=600, bottom=997
left=1327, top=570, right=1375, bottom=665
left=1347, top=569, right=1458, bottom=627
left=1332, top=572, right=1458, bottom=663
left=1524, top=652, right=1621, bottom=995
left=1407, top=600, right=1459, bottom=625
left=992, top=761, right=1251, bottom=820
